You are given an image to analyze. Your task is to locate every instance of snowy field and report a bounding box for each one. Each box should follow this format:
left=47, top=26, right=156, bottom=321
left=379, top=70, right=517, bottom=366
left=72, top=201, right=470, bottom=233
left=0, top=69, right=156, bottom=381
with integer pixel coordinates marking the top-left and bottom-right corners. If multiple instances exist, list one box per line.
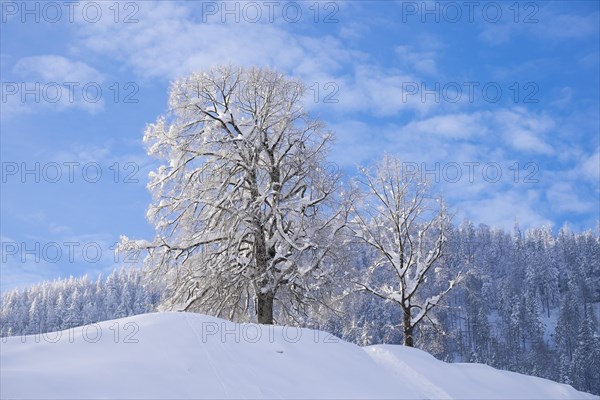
left=1, top=312, right=596, bottom=399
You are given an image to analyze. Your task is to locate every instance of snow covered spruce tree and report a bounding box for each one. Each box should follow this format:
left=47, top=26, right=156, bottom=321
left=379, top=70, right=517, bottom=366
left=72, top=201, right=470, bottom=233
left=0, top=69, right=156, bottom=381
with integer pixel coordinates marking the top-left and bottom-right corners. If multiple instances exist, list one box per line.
left=349, top=155, right=460, bottom=347
left=121, top=66, right=345, bottom=324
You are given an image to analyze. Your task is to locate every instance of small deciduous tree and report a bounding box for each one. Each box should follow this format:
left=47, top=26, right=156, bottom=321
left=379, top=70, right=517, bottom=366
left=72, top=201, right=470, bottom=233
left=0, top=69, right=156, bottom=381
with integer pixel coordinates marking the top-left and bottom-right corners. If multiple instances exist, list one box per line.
left=349, top=155, right=459, bottom=347
left=121, top=66, right=345, bottom=324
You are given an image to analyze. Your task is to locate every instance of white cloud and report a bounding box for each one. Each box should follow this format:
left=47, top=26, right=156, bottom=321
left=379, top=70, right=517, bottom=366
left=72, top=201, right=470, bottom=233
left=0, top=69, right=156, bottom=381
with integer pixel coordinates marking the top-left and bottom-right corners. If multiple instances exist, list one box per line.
left=579, top=52, right=600, bottom=68
left=2, top=55, right=105, bottom=118
left=70, top=2, right=446, bottom=118
left=477, top=22, right=514, bottom=45
left=398, top=112, right=489, bottom=140
left=73, top=2, right=349, bottom=81
left=330, top=65, right=447, bottom=117
left=395, top=45, right=438, bottom=76
left=339, top=22, right=369, bottom=41
left=378, top=108, right=555, bottom=155
left=14, top=55, right=103, bottom=83
left=550, top=87, right=573, bottom=109
left=0, top=262, right=58, bottom=293
left=48, top=224, right=72, bottom=234
left=479, top=7, right=599, bottom=45
left=327, top=120, right=386, bottom=166
left=492, top=108, right=555, bottom=155
left=14, top=211, right=46, bottom=225
left=0, top=232, right=123, bottom=293
left=534, top=12, right=599, bottom=40
left=546, top=182, right=595, bottom=214
left=51, top=143, right=112, bottom=165
left=327, top=107, right=572, bottom=231
left=456, top=189, right=552, bottom=231
left=579, top=150, right=600, bottom=182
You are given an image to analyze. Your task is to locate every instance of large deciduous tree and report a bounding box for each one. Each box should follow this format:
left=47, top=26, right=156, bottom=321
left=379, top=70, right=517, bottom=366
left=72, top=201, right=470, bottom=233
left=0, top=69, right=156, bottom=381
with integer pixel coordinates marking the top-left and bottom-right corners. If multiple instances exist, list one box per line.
left=349, top=155, right=459, bottom=347
left=122, top=66, right=344, bottom=324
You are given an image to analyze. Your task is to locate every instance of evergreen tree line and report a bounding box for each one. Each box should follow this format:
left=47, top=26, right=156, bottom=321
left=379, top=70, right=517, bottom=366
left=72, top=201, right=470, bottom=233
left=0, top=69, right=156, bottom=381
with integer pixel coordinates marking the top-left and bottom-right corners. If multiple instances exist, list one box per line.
left=1, top=222, right=598, bottom=394
left=0, top=269, right=161, bottom=337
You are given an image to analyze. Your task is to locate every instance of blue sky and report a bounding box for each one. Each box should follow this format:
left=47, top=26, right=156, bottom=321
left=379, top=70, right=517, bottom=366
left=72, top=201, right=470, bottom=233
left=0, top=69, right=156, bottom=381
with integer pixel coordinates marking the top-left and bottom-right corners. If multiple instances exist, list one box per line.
left=1, top=0, right=599, bottom=291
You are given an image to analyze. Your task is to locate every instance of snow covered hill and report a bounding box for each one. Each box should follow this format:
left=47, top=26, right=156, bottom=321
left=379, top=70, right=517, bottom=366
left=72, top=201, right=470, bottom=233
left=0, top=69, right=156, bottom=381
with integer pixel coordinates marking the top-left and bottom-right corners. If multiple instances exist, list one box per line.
left=1, top=312, right=596, bottom=399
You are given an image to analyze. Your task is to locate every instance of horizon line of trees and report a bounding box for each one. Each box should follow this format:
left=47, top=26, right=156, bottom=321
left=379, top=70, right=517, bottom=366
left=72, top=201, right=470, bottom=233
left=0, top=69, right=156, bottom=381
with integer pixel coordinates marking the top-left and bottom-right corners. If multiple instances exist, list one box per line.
left=0, top=269, right=161, bottom=337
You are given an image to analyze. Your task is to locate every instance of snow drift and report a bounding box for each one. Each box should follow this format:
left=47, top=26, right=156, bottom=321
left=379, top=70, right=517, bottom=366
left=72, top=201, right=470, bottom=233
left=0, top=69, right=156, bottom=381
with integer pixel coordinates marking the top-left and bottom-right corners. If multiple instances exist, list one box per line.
left=1, top=312, right=596, bottom=399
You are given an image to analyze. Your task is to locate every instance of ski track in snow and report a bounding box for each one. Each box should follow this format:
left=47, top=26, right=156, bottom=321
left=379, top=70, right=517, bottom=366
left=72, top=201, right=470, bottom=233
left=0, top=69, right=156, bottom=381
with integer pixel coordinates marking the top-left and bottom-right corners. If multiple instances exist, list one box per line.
left=185, top=313, right=231, bottom=398
left=185, top=313, right=275, bottom=399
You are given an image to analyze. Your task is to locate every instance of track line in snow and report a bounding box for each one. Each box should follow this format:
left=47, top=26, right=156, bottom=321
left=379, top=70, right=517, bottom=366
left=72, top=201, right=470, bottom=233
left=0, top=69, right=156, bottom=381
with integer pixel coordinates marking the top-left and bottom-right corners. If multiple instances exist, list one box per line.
left=184, top=313, right=231, bottom=398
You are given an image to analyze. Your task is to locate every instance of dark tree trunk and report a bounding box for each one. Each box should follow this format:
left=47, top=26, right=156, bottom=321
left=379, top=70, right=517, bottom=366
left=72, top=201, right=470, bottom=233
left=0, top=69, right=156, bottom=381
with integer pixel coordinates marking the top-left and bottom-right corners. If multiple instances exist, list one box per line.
left=403, top=307, right=414, bottom=347
left=251, top=187, right=275, bottom=325
left=257, top=292, right=274, bottom=324
left=254, top=227, right=274, bottom=325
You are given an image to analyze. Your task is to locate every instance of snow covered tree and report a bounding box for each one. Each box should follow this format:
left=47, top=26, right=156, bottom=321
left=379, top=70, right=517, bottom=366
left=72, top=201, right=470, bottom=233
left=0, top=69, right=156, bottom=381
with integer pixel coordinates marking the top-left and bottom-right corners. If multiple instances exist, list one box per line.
left=105, top=270, right=127, bottom=319
left=65, top=289, right=84, bottom=329
left=25, top=296, right=44, bottom=335
left=570, top=314, right=600, bottom=394
left=555, top=281, right=583, bottom=381
left=54, top=292, right=67, bottom=330
left=93, top=274, right=106, bottom=322
left=349, top=155, right=459, bottom=347
left=0, top=269, right=160, bottom=337
left=122, top=65, right=345, bottom=324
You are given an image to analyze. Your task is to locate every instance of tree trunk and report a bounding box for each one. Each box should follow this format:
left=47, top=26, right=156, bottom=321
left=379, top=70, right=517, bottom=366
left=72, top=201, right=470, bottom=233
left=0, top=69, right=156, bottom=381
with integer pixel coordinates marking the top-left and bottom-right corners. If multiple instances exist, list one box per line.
left=403, top=307, right=414, bottom=347
left=257, top=292, right=274, bottom=324
left=254, top=232, right=274, bottom=325
left=251, top=194, right=274, bottom=325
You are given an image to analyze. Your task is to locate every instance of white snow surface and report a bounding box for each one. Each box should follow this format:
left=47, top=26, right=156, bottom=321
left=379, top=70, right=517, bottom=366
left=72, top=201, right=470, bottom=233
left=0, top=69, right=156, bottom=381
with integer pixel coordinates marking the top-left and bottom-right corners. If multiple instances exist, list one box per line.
left=1, top=312, right=596, bottom=399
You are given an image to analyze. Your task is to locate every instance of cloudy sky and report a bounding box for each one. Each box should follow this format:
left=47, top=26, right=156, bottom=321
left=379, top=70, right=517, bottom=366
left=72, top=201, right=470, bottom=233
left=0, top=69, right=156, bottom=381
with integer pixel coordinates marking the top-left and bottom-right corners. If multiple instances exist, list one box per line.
left=1, top=0, right=599, bottom=291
